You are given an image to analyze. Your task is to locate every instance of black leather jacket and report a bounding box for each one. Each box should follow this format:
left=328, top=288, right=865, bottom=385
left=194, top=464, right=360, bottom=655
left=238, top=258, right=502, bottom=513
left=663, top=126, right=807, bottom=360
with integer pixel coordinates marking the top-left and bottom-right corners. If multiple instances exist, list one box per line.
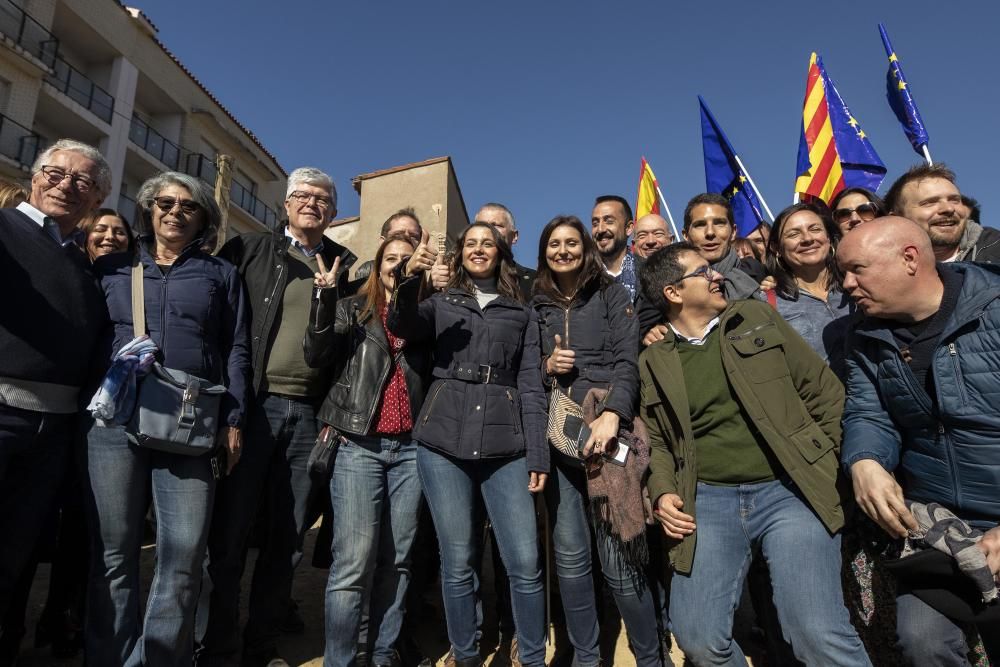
left=305, top=291, right=430, bottom=436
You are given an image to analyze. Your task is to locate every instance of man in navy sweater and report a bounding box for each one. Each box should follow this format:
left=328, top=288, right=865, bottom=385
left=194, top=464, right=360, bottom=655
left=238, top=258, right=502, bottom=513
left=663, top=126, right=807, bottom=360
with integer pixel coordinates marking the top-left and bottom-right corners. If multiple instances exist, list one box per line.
left=0, top=139, right=109, bottom=620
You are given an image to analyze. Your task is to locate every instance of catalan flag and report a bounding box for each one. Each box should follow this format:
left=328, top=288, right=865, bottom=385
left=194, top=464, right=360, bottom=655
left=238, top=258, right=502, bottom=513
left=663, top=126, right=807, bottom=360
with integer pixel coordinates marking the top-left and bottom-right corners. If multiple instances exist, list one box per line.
left=794, top=53, right=886, bottom=204
left=699, top=96, right=768, bottom=237
left=879, top=23, right=930, bottom=156
left=635, top=157, right=660, bottom=220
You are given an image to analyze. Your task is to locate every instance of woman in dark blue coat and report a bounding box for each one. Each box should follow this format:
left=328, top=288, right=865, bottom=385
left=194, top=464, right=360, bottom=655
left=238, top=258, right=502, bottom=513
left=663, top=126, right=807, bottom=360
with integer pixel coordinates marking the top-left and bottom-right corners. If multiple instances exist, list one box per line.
left=83, top=172, right=249, bottom=667
left=388, top=222, right=548, bottom=667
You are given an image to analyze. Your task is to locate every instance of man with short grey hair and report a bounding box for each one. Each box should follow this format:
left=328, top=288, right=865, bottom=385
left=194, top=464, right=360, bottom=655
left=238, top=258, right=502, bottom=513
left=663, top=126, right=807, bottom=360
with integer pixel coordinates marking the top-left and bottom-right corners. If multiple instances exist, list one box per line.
left=200, top=166, right=356, bottom=667
left=0, top=139, right=109, bottom=619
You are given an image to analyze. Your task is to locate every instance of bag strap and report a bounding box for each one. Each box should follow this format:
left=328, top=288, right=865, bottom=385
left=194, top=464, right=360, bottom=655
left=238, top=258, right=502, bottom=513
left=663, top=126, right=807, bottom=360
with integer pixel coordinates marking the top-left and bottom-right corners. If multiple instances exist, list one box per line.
left=131, top=253, right=147, bottom=338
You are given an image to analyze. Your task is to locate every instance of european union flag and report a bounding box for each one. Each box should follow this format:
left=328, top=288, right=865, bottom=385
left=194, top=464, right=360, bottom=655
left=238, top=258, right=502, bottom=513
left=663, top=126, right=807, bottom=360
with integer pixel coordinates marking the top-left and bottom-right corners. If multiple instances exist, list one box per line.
left=880, top=23, right=930, bottom=155
left=699, top=96, right=766, bottom=237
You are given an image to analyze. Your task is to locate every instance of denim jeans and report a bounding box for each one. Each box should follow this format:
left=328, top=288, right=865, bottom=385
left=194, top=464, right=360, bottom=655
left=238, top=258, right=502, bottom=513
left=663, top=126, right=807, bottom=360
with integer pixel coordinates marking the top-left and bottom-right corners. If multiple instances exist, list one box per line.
left=82, top=420, right=215, bottom=667
left=546, top=460, right=660, bottom=667
left=669, top=479, right=871, bottom=667
left=417, top=446, right=546, bottom=666
left=896, top=591, right=969, bottom=666
left=324, top=434, right=422, bottom=667
left=201, top=393, right=319, bottom=660
left=0, top=405, right=72, bottom=620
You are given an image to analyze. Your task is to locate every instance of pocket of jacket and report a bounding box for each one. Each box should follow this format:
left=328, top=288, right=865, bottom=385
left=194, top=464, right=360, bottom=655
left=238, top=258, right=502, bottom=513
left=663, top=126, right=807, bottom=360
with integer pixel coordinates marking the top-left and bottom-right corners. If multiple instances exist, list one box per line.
left=421, top=381, right=448, bottom=425
left=505, top=388, right=521, bottom=434
left=788, top=421, right=835, bottom=464
left=728, top=324, right=790, bottom=383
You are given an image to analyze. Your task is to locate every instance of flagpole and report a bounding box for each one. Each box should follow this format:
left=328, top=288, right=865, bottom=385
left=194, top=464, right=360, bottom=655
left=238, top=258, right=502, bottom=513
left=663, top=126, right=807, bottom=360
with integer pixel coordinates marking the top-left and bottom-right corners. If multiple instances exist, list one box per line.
left=793, top=192, right=800, bottom=204
left=732, top=154, right=774, bottom=222
left=654, top=184, right=680, bottom=240
left=921, top=144, right=934, bottom=166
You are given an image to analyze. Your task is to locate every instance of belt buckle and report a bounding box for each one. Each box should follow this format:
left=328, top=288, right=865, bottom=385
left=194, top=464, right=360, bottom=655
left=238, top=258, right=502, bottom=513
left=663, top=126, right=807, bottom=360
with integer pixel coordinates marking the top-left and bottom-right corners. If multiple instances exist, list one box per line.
left=479, top=364, right=492, bottom=384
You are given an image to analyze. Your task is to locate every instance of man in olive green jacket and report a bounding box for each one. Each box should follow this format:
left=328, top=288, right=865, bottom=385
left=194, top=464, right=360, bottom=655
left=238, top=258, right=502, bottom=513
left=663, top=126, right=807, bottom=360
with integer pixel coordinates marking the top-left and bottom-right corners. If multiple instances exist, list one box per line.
left=637, top=243, right=869, bottom=667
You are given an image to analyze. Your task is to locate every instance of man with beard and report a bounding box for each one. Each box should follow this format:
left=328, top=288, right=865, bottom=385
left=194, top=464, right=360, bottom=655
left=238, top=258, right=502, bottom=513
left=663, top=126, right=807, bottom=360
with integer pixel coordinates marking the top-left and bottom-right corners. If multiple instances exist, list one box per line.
left=633, top=213, right=675, bottom=259
left=884, top=163, right=1000, bottom=263
left=591, top=195, right=640, bottom=301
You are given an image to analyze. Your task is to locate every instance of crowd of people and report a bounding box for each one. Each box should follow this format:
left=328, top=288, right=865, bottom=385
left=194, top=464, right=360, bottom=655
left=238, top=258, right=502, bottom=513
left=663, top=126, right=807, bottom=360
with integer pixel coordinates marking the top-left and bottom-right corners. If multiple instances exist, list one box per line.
left=0, top=137, right=997, bottom=667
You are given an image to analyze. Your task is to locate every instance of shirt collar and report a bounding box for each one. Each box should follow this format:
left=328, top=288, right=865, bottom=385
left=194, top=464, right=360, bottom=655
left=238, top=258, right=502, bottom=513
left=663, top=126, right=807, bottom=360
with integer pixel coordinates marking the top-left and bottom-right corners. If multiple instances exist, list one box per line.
left=284, top=227, right=324, bottom=257
left=669, top=316, right=721, bottom=346
left=17, top=201, right=84, bottom=248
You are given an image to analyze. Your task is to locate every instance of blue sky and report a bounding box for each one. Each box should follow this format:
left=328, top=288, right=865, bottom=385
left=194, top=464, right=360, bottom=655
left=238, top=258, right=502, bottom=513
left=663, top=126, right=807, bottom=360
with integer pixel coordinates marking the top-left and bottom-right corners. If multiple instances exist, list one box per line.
left=145, top=0, right=998, bottom=264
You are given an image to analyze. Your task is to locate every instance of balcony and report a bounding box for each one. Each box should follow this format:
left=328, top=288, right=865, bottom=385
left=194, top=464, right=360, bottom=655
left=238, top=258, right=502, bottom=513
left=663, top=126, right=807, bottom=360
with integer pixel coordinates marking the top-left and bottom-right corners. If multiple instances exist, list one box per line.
left=184, top=152, right=217, bottom=187
left=0, top=113, right=41, bottom=168
left=231, top=179, right=278, bottom=229
left=45, top=55, right=114, bottom=124
left=0, top=0, right=58, bottom=68
left=129, top=115, right=180, bottom=170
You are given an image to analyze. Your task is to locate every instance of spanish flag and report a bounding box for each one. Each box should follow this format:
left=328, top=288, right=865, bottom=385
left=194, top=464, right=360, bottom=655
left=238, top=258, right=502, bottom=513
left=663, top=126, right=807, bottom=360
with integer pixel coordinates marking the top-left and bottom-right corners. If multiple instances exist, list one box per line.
left=635, top=157, right=660, bottom=219
left=794, top=53, right=886, bottom=204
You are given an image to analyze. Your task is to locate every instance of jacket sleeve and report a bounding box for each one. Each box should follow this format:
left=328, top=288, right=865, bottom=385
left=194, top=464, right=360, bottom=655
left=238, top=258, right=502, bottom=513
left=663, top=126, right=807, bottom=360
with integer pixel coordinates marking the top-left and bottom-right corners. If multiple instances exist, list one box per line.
left=303, top=288, right=345, bottom=369
left=603, top=284, right=639, bottom=422
left=519, top=307, right=550, bottom=474
left=216, top=235, right=246, bottom=269
left=639, top=354, right=678, bottom=502
left=220, top=264, right=251, bottom=427
left=840, top=331, right=902, bottom=474
left=386, top=274, right=436, bottom=341
left=635, top=290, right=663, bottom=343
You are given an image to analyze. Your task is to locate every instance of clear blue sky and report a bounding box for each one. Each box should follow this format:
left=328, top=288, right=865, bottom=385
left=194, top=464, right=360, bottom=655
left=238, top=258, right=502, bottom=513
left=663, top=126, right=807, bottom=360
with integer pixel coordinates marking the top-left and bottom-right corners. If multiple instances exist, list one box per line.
left=145, top=0, right=998, bottom=265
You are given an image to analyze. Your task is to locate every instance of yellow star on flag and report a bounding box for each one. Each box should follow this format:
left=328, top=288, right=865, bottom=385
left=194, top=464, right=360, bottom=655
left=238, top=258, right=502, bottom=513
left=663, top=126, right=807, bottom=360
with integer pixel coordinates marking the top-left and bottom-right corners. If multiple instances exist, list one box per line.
left=898, top=80, right=907, bottom=91
left=889, top=53, right=898, bottom=63
left=739, top=174, right=747, bottom=184
left=857, top=130, right=867, bottom=140
left=848, top=116, right=858, bottom=127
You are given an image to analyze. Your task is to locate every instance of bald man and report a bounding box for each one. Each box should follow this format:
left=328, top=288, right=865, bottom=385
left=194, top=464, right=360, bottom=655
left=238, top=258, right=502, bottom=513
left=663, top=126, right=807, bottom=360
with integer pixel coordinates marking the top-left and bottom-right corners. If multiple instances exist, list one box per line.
left=838, top=216, right=1000, bottom=665
left=633, top=213, right=674, bottom=258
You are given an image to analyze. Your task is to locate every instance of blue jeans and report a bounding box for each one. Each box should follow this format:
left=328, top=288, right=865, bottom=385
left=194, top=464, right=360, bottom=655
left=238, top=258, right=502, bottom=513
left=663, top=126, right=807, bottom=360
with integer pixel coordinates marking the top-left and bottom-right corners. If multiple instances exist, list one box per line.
left=82, top=421, right=215, bottom=667
left=0, top=405, right=71, bottom=620
left=546, top=460, right=660, bottom=667
left=324, top=434, right=422, bottom=667
left=896, top=591, right=969, bottom=666
left=669, top=479, right=871, bottom=667
left=201, top=394, right=318, bottom=660
left=417, top=446, right=546, bottom=666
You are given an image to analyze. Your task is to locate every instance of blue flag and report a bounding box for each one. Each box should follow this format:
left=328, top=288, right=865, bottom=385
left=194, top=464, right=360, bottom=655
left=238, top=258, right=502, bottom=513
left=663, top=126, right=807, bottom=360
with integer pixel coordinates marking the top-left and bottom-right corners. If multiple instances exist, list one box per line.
left=879, top=23, right=930, bottom=155
left=699, top=96, right=766, bottom=237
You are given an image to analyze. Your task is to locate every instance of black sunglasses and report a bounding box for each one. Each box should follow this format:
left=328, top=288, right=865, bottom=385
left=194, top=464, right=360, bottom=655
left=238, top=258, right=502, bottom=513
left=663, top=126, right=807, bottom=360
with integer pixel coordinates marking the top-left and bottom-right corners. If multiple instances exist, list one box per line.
left=832, top=202, right=880, bottom=224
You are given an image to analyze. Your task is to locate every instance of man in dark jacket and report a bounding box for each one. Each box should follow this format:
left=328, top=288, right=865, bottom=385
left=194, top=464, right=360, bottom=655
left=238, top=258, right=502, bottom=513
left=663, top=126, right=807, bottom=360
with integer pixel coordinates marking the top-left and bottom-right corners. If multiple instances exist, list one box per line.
left=638, top=243, right=870, bottom=666
left=475, top=202, right=535, bottom=300
left=0, top=139, right=109, bottom=621
left=838, top=217, right=1000, bottom=665
left=591, top=195, right=642, bottom=301
left=199, top=167, right=355, bottom=667
left=884, top=163, right=1000, bottom=264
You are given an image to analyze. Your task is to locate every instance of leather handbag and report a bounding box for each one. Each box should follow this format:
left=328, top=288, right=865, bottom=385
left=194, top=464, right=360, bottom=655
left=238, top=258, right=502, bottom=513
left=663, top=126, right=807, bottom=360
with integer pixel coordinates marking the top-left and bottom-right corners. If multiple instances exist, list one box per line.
left=546, top=385, right=589, bottom=467
left=126, top=257, right=225, bottom=455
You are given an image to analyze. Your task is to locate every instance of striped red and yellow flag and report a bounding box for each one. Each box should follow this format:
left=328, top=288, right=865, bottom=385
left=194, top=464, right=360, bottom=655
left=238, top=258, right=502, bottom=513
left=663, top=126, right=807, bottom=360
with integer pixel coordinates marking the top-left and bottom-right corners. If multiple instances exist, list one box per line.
left=795, top=53, right=845, bottom=203
left=636, top=157, right=660, bottom=219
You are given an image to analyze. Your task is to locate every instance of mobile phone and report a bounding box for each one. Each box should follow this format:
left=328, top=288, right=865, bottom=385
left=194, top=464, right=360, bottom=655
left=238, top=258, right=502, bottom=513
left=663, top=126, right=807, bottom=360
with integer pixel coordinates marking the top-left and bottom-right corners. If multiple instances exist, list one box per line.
left=562, top=415, right=590, bottom=458
left=602, top=438, right=629, bottom=467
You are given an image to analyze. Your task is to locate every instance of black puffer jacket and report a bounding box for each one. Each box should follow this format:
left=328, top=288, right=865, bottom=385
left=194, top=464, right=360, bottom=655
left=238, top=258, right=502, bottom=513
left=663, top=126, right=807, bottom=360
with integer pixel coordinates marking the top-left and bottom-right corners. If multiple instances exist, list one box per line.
left=533, top=281, right=639, bottom=422
left=387, top=275, right=549, bottom=473
left=304, top=291, right=430, bottom=435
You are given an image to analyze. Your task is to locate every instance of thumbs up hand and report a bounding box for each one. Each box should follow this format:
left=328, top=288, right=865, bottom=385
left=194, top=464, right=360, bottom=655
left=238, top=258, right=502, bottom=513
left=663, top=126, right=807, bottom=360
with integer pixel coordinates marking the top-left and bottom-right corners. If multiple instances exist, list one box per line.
left=430, top=238, right=452, bottom=290
left=313, top=254, right=341, bottom=289
left=545, top=333, right=576, bottom=376
left=405, top=228, right=438, bottom=277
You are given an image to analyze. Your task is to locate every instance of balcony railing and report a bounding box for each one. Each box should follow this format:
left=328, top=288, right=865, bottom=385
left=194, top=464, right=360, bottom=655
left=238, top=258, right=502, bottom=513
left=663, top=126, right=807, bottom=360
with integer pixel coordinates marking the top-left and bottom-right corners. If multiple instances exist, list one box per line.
left=231, top=179, right=278, bottom=229
left=184, top=152, right=217, bottom=187
left=46, top=55, right=114, bottom=124
left=0, top=0, right=58, bottom=68
left=0, top=113, right=41, bottom=168
left=129, top=115, right=180, bottom=170
left=118, top=192, right=136, bottom=225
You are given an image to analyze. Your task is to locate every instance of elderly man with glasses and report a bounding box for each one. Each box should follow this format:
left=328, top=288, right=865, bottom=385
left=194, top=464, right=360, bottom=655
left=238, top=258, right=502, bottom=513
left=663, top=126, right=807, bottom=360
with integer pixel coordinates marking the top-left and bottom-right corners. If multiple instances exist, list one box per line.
left=0, top=139, right=110, bottom=621
left=199, top=167, right=357, bottom=667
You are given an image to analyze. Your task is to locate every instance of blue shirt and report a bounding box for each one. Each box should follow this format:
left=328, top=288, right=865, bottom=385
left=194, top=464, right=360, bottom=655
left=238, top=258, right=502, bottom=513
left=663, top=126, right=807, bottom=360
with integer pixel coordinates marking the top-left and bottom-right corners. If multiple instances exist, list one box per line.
left=16, top=201, right=85, bottom=249
left=775, top=287, right=854, bottom=378
left=284, top=227, right=324, bottom=258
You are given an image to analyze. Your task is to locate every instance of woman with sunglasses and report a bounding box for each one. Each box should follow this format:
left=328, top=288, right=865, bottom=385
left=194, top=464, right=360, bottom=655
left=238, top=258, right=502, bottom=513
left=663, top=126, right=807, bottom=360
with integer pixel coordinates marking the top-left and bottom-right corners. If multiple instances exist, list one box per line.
left=388, top=222, right=548, bottom=667
left=829, top=188, right=886, bottom=235
left=83, top=171, right=249, bottom=666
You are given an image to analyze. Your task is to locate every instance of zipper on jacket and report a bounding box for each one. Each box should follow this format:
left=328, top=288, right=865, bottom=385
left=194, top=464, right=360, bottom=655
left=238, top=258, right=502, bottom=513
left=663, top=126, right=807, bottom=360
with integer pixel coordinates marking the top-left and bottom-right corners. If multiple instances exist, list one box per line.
left=505, top=388, right=520, bottom=434
left=563, top=304, right=572, bottom=398
left=361, top=341, right=397, bottom=433
left=158, top=270, right=168, bottom=358
left=947, top=343, right=969, bottom=405
left=937, top=422, right=963, bottom=509
left=422, top=381, right=447, bottom=425
left=258, top=263, right=283, bottom=365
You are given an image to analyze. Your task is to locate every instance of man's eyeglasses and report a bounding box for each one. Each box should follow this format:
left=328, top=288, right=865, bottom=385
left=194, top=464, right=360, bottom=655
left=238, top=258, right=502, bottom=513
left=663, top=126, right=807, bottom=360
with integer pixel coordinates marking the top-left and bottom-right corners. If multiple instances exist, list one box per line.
left=38, top=165, right=97, bottom=193
left=152, top=197, right=202, bottom=215
left=832, top=202, right=879, bottom=224
left=288, top=191, right=333, bottom=209
left=673, top=265, right=721, bottom=284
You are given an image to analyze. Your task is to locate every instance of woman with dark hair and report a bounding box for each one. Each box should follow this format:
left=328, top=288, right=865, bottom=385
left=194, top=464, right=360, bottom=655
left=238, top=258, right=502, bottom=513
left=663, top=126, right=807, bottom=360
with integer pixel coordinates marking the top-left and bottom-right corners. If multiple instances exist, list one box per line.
left=765, top=202, right=853, bottom=377
left=306, top=232, right=430, bottom=667
left=388, top=222, right=548, bottom=667
left=532, top=215, right=658, bottom=666
left=83, top=171, right=248, bottom=666
left=79, top=208, right=134, bottom=261
left=829, top=187, right=886, bottom=235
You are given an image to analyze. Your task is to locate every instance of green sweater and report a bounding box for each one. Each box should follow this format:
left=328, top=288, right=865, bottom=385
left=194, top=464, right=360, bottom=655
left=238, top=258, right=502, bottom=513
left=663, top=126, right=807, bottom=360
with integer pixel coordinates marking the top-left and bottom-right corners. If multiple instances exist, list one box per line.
left=676, top=327, right=780, bottom=485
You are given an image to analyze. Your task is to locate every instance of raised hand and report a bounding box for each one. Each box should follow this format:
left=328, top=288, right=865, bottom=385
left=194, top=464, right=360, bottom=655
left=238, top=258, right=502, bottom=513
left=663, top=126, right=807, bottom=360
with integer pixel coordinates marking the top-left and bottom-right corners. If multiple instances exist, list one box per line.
left=430, top=234, right=452, bottom=289
left=405, top=228, right=438, bottom=277
left=546, top=334, right=576, bottom=375
left=314, top=254, right=341, bottom=289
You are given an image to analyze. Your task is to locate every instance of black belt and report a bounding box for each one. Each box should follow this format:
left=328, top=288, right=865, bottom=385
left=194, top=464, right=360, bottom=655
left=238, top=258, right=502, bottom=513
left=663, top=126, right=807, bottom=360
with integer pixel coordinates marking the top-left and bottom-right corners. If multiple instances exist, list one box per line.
left=450, top=363, right=517, bottom=386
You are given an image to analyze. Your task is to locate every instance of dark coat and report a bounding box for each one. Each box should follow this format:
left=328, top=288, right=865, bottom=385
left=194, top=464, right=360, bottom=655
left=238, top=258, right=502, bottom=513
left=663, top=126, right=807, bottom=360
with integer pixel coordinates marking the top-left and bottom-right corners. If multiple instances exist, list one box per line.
left=304, top=291, right=430, bottom=436
left=387, top=275, right=549, bottom=473
left=217, top=229, right=356, bottom=396
left=842, top=262, right=1000, bottom=524
left=94, top=241, right=251, bottom=427
left=532, top=281, right=639, bottom=422
left=515, top=262, right=537, bottom=302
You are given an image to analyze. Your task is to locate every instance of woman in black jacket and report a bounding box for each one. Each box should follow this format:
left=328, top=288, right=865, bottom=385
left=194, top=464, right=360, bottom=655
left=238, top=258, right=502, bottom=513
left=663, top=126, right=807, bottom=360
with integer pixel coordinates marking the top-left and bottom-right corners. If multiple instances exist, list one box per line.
left=304, top=232, right=430, bottom=667
left=533, top=215, right=660, bottom=666
left=388, top=222, right=548, bottom=667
